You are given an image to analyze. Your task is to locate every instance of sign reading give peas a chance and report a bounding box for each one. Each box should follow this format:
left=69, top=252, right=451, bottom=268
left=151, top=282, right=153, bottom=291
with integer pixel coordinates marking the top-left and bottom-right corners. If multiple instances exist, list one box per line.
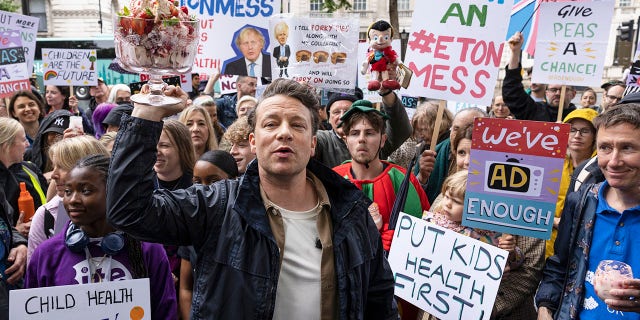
left=42, top=48, right=98, bottom=86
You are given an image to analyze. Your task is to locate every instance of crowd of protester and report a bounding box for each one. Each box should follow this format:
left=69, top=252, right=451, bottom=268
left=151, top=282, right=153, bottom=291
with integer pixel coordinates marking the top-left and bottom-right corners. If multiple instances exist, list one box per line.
left=0, top=30, right=639, bottom=320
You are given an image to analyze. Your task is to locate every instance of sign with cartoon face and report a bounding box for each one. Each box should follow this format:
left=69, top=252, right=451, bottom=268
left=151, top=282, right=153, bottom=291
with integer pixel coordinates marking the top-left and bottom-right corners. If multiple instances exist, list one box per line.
left=462, top=118, right=570, bottom=239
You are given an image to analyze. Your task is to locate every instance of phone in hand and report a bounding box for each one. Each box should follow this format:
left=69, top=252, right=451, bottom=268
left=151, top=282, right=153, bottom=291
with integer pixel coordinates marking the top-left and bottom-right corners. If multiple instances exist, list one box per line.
left=69, top=116, right=83, bottom=131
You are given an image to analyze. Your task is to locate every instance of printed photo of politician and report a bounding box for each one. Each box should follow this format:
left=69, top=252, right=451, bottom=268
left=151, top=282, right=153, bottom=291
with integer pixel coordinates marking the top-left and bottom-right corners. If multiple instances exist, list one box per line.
left=222, top=25, right=272, bottom=78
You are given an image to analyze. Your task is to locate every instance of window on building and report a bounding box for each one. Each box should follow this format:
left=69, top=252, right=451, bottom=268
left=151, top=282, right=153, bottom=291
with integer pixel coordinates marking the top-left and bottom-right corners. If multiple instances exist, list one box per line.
left=398, top=0, right=410, bottom=10
left=23, top=0, right=48, bottom=32
left=353, top=0, right=367, bottom=11
left=310, top=0, right=324, bottom=11
left=619, top=0, right=631, bottom=7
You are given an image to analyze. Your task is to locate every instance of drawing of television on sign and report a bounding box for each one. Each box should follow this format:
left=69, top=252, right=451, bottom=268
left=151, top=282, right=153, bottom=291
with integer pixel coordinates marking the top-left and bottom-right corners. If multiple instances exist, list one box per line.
left=463, top=118, right=569, bottom=239
left=483, top=157, right=544, bottom=198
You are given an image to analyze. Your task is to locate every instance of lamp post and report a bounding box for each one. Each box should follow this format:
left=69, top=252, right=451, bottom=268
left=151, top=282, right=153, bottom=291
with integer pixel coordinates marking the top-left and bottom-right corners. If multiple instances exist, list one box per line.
left=400, top=29, right=409, bottom=61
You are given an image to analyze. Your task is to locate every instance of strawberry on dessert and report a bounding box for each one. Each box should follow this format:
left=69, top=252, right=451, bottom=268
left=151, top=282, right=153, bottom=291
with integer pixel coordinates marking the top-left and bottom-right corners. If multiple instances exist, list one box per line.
left=115, top=0, right=198, bottom=72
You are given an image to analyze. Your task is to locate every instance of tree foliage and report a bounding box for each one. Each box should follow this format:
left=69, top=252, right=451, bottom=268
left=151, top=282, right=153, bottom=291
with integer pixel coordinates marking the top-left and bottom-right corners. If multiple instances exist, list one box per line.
left=0, top=0, right=19, bottom=12
left=321, top=0, right=352, bottom=12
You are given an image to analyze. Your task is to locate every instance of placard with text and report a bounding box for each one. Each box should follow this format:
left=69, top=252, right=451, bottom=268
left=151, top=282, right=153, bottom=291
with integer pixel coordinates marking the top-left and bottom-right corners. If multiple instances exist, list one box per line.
left=0, top=10, right=39, bottom=73
left=388, top=212, right=508, bottom=320
left=463, top=118, right=569, bottom=239
left=268, top=15, right=359, bottom=90
left=0, top=30, right=29, bottom=98
left=10, top=278, right=151, bottom=319
left=42, top=48, right=98, bottom=86
left=532, top=1, right=614, bottom=86
left=402, top=0, right=511, bottom=105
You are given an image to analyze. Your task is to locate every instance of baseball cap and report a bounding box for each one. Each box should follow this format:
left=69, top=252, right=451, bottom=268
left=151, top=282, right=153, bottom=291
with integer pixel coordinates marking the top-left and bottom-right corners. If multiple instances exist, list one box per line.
left=102, top=104, right=133, bottom=127
left=601, top=80, right=625, bottom=91
left=562, top=108, right=598, bottom=125
left=42, top=115, right=69, bottom=135
left=338, top=100, right=389, bottom=128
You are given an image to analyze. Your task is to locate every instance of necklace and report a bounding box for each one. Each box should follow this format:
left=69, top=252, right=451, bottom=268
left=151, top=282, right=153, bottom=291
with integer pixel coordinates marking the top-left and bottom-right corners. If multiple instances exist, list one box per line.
left=85, top=247, right=112, bottom=283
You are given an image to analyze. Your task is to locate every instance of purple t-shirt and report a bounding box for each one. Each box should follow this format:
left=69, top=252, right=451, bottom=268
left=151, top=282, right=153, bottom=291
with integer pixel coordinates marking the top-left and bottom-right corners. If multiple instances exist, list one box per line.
left=26, top=226, right=177, bottom=319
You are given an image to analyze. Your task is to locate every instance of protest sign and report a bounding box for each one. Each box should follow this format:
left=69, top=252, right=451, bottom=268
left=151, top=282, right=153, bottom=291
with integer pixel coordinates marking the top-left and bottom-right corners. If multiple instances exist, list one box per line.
left=0, top=11, right=38, bottom=74
left=42, top=48, right=98, bottom=86
left=0, top=30, right=29, bottom=98
left=389, top=212, right=508, bottom=320
left=532, top=1, right=614, bottom=87
left=403, top=1, right=511, bottom=106
left=268, top=15, right=359, bottom=90
left=10, top=278, right=151, bottom=319
left=463, top=118, right=569, bottom=239
left=180, top=0, right=281, bottom=76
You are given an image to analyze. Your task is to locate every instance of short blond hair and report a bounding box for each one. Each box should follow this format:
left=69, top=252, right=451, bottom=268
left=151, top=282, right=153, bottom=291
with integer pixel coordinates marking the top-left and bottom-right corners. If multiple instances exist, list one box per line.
left=48, top=135, right=109, bottom=171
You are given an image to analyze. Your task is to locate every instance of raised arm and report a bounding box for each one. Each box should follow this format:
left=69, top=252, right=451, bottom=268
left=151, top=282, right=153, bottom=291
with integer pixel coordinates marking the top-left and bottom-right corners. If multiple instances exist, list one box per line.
left=379, top=91, right=410, bottom=159
left=501, top=32, right=539, bottom=121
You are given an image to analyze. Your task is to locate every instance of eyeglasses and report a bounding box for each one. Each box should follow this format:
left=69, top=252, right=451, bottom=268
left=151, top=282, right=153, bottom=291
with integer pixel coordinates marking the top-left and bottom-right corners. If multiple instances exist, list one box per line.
left=605, top=94, right=622, bottom=102
left=570, top=128, right=593, bottom=136
left=546, top=88, right=561, bottom=93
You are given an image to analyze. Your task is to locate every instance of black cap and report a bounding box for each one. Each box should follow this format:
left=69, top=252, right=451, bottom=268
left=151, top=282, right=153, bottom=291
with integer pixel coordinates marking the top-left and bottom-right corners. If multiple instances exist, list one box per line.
left=102, top=104, right=133, bottom=127
left=42, top=115, right=69, bottom=135
left=326, top=87, right=364, bottom=116
left=601, top=80, right=626, bottom=91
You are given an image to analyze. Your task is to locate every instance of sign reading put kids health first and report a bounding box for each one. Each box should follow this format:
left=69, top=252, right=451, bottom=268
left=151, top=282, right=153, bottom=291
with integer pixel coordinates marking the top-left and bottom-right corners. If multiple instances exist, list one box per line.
left=532, top=1, right=614, bottom=87
left=42, top=48, right=98, bottom=86
left=462, top=118, right=569, bottom=239
left=402, top=0, right=510, bottom=106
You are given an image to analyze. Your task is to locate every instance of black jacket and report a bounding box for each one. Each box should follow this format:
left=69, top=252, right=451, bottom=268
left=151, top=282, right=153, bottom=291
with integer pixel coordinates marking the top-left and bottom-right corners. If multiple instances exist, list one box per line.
left=106, top=115, right=398, bottom=319
left=502, top=64, right=576, bottom=122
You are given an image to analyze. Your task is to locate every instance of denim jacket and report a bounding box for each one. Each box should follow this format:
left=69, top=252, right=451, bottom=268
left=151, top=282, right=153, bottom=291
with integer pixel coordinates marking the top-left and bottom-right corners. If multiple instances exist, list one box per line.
left=535, top=183, right=600, bottom=319
left=107, top=115, right=398, bottom=320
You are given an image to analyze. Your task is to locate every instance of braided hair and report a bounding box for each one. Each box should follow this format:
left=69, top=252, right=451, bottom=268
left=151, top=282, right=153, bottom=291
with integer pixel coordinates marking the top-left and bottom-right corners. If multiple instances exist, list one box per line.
left=73, top=154, right=148, bottom=278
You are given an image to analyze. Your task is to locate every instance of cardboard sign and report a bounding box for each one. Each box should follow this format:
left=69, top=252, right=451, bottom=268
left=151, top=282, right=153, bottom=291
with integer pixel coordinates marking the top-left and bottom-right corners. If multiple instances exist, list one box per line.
left=462, top=118, right=569, bottom=239
left=182, top=1, right=281, bottom=75
left=42, top=48, right=98, bottom=86
left=532, top=1, right=614, bottom=86
left=403, top=0, right=511, bottom=106
left=10, top=278, right=151, bottom=319
left=389, top=212, right=508, bottom=320
left=268, top=15, right=359, bottom=90
left=0, top=30, right=29, bottom=98
left=0, top=10, right=39, bottom=73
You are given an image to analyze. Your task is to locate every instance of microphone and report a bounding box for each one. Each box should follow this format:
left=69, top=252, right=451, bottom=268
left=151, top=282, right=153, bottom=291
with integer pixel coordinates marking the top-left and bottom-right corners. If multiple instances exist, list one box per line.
left=315, top=237, right=322, bottom=249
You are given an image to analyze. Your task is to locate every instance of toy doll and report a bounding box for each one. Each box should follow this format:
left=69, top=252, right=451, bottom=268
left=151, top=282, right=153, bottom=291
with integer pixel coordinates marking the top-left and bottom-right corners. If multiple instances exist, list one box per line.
left=361, top=20, right=401, bottom=91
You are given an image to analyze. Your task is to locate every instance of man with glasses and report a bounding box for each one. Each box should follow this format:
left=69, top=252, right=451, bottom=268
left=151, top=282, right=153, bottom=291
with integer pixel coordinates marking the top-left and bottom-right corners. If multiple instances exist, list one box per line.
left=502, top=32, right=577, bottom=122
left=222, top=26, right=272, bottom=78
left=599, top=80, right=626, bottom=112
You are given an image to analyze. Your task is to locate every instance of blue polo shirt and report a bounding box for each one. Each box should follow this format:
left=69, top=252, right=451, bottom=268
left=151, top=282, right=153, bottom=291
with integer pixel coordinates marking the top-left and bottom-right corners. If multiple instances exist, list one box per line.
left=579, top=181, right=640, bottom=319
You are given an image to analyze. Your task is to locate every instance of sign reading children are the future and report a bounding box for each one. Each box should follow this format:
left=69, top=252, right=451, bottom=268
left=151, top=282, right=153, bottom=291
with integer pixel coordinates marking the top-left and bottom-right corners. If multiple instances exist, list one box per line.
left=0, top=30, right=30, bottom=98
left=388, top=212, right=508, bottom=320
left=9, top=278, right=151, bottom=319
left=463, top=118, right=569, bottom=239
left=268, top=15, right=359, bottom=90
left=532, top=1, right=614, bottom=87
left=403, top=0, right=511, bottom=106
left=42, top=48, right=98, bottom=86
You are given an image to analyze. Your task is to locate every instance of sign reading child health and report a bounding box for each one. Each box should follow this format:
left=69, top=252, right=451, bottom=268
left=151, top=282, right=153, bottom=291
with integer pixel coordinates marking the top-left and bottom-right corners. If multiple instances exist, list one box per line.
left=0, top=30, right=29, bottom=98
left=403, top=0, right=510, bottom=106
left=42, top=48, right=98, bottom=86
left=532, top=1, right=615, bottom=86
left=269, top=15, right=359, bottom=90
left=389, top=212, right=508, bottom=320
left=463, top=118, right=569, bottom=239
left=10, top=278, right=151, bottom=319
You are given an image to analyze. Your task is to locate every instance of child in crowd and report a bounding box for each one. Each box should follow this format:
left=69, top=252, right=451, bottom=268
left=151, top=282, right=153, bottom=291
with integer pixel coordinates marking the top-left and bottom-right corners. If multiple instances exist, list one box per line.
left=26, top=154, right=177, bottom=318
left=427, top=170, right=524, bottom=272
